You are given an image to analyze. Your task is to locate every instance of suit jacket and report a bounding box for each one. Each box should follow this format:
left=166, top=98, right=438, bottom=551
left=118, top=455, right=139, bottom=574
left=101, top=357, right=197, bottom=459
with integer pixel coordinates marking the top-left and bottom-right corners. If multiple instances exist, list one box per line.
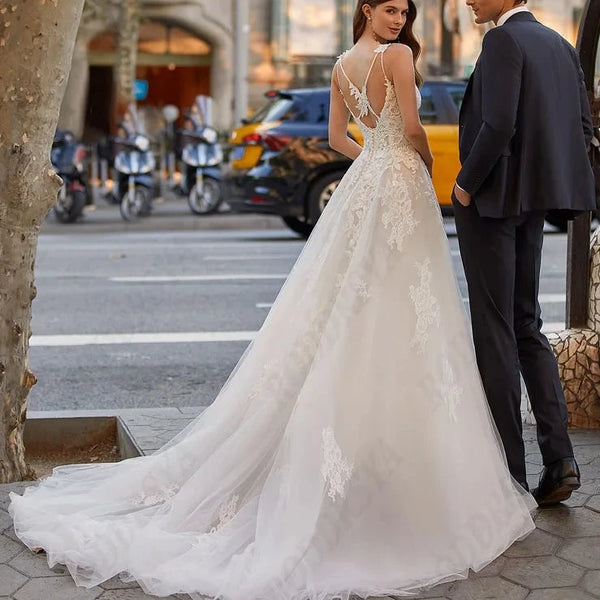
left=457, top=12, right=596, bottom=218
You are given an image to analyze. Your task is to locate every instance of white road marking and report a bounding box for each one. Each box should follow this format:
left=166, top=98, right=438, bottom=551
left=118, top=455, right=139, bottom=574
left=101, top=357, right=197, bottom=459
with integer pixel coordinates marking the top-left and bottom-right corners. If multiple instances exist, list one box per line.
left=30, top=320, right=568, bottom=347
left=541, top=322, right=565, bottom=333
left=538, top=293, right=566, bottom=303
left=256, top=303, right=274, bottom=308
left=203, top=254, right=297, bottom=261
left=111, top=274, right=288, bottom=283
left=30, top=331, right=257, bottom=347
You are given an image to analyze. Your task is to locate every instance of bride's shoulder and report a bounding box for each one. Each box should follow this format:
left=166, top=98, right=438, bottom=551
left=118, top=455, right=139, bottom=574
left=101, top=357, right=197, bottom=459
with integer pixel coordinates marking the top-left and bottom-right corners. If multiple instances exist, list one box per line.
left=383, top=43, right=413, bottom=61
left=382, top=43, right=414, bottom=73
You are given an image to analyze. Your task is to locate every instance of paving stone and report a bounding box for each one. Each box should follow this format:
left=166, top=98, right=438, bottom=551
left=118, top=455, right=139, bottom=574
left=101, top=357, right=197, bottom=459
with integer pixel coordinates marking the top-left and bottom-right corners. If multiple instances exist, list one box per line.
left=501, top=555, right=584, bottom=588
left=579, top=479, right=600, bottom=495
left=503, top=528, right=561, bottom=558
left=471, top=556, right=507, bottom=577
left=408, top=582, right=455, bottom=598
left=570, top=430, right=600, bottom=446
left=581, top=570, right=600, bottom=596
left=0, top=564, right=28, bottom=596
left=564, top=492, right=591, bottom=508
left=0, top=508, right=12, bottom=531
left=447, top=575, right=528, bottom=600
left=0, top=531, right=24, bottom=561
left=98, top=576, right=140, bottom=590
left=98, top=589, right=178, bottom=599
left=2, top=525, right=21, bottom=543
left=557, top=536, right=600, bottom=569
left=410, top=582, right=455, bottom=600
left=177, top=406, right=205, bottom=416
left=9, top=549, right=68, bottom=577
left=535, top=507, right=600, bottom=537
left=587, top=495, right=600, bottom=513
left=14, top=576, right=103, bottom=600
left=580, top=461, right=600, bottom=480
left=573, top=444, right=600, bottom=465
left=525, top=588, right=597, bottom=599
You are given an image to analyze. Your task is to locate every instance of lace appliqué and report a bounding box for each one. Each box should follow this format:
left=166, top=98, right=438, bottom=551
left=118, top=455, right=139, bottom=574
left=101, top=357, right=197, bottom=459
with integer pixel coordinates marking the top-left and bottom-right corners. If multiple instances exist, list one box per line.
left=210, top=494, right=239, bottom=533
left=442, top=358, right=462, bottom=422
left=381, top=174, right=419, bottom=251
left=354, top=279, right=371, bottom=301
left=321, top=427, right=353, bottom=502
left=133, top=484, right=179, bottom=506
left=350, top=85, right=371, bottom=119
left=410, top=258, right=440, bottom=353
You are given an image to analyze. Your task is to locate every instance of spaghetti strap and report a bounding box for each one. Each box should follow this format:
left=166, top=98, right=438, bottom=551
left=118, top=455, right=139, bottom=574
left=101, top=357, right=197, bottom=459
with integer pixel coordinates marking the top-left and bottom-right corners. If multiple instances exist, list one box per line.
left=380, top=48, right=391, bottom=83
left=335, top=44, right=392, bottom=125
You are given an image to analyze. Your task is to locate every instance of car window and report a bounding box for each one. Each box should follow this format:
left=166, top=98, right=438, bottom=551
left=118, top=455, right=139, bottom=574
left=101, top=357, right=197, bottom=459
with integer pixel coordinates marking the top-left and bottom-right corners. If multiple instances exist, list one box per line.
left=247, top=98, right=297, bottom=123
left=419, top=86, right=438, bottom=125
left=446, top=84, right=466, bottom=112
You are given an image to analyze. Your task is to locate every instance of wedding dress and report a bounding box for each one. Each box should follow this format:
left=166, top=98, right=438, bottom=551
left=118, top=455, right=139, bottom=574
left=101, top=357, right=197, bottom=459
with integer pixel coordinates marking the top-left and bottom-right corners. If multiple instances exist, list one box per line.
left=10, top=44, right=535, bottom=600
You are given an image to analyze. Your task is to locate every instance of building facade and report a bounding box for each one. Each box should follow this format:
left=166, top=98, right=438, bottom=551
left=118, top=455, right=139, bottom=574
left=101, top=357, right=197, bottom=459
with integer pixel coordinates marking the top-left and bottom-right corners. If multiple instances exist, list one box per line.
left=59, top=0, right=587, bottom=140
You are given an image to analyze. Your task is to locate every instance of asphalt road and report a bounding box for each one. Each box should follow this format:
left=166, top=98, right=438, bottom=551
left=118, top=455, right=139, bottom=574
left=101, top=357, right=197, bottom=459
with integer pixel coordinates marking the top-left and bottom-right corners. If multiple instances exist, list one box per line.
left=26, top=214, right=568, bottom=411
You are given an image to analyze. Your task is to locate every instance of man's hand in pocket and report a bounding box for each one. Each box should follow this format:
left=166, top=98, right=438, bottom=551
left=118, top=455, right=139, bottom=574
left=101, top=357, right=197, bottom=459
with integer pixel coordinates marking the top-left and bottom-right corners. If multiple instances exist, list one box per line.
left=453, top=184, right=472, bottom=207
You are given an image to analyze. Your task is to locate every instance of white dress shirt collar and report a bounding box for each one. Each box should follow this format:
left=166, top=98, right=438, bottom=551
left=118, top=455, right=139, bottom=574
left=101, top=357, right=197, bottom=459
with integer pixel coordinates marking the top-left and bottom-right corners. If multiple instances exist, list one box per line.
left=497, top=4, right=530, bottom=26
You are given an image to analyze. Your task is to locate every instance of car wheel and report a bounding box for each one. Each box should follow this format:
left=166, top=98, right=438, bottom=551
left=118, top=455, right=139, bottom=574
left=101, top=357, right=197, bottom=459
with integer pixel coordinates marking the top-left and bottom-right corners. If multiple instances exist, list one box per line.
left=307, top=172, right=343, bottom=224
left=282, top=216, right=312, bottom=238
left=545, top=213, right=568, bottom=232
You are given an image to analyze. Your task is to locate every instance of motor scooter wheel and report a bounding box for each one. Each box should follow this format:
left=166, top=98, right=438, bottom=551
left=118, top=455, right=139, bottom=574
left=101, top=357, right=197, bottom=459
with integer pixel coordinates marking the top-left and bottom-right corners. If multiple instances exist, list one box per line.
left=120, top=186, right=151, bottom=221
left=54, top=189, right=86, bottom=223
left=188, top=176, right=222, bottom=215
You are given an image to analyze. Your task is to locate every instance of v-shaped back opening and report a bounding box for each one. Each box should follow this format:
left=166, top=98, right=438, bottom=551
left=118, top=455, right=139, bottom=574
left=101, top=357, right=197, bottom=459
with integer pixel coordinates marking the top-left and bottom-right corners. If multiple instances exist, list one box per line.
left=336, top=45, right=391, bottom=130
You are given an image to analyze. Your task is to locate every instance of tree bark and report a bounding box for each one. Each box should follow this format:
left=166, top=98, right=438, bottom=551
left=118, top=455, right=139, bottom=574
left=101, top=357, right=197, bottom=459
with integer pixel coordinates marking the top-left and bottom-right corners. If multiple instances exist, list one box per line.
left=114, top=0, right=140, bottom=124
left=0, top=0, right=84, bottom=483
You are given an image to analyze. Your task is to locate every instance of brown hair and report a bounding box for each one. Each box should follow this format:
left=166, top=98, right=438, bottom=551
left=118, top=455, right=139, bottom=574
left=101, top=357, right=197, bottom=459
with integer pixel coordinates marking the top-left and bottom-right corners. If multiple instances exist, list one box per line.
left=353, top=0, right=423, bottom=87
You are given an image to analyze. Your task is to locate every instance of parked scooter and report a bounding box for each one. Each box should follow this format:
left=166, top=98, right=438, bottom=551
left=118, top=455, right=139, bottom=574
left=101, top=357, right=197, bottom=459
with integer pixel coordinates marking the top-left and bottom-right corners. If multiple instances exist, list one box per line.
left=51, top=130, right=90, bottom=223
left=180, top=124, right=223, bottom=215
left=113, top=130, right=156, bottom=221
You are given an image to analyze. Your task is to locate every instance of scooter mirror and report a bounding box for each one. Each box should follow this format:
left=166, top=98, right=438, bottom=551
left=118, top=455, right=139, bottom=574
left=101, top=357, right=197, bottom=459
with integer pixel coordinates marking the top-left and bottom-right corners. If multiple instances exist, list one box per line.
left=134, top=135, right=150, bottom=152
left=202, top=127, right=218, bottom=144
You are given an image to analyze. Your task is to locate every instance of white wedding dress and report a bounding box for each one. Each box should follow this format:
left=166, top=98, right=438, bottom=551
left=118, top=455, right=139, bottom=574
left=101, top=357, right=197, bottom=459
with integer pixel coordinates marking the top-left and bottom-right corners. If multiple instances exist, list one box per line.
left=10, top=45, right=535, bottom=600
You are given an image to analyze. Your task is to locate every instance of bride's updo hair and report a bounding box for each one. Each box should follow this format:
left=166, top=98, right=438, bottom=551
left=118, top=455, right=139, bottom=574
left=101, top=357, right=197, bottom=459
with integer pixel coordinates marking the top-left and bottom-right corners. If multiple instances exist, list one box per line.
left=353, top=0, right=423, bottom=87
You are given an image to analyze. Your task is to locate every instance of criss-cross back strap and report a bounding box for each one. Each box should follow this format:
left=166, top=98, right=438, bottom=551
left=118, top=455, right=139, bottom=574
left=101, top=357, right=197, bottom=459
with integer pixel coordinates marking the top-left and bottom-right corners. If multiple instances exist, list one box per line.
left=335, top=45, right=391, bottom=123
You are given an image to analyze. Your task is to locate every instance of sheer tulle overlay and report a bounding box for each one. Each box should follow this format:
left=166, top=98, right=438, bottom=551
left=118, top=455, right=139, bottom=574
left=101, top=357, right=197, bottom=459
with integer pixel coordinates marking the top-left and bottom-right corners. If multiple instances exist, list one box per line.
left=10, top=45, right=535, bottom=600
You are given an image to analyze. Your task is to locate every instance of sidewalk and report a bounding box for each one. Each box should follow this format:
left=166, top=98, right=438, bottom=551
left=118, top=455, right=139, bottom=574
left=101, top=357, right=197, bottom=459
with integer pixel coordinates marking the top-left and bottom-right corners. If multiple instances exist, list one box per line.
left=1, top=409, right=599, bottom=600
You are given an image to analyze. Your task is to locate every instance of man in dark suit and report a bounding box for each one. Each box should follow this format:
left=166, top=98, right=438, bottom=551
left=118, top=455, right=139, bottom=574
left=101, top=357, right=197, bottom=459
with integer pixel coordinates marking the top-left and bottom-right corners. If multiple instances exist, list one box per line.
left=452, top=0, right=596, bottom=505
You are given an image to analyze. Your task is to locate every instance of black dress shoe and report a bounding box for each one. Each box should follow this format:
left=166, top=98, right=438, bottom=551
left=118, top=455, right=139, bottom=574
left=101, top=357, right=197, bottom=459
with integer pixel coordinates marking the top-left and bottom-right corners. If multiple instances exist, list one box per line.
left=532, top=457, right=581, bottom=507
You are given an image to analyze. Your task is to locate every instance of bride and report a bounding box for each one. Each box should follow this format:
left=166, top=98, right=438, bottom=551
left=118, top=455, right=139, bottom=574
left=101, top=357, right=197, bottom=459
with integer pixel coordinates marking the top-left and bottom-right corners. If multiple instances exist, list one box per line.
left=10, top=0, right=536, bottom=598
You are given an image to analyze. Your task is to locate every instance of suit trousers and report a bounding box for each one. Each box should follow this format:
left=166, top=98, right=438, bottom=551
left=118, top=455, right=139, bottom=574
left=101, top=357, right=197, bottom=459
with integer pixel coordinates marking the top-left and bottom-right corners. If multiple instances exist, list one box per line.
left=452, top=199, right=574, bottom=485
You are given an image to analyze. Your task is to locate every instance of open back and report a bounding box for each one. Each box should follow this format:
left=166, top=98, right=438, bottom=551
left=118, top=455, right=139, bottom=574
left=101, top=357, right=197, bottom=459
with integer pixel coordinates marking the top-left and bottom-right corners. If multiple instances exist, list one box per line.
left=335, top=45, right=392, bottom=130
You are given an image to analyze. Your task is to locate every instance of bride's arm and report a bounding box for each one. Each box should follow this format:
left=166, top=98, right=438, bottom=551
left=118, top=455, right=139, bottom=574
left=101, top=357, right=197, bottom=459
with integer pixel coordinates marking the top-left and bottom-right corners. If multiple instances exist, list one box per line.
left=328, top=64, right=363, bottom=160
left=386, top=45, right=433, bottom=175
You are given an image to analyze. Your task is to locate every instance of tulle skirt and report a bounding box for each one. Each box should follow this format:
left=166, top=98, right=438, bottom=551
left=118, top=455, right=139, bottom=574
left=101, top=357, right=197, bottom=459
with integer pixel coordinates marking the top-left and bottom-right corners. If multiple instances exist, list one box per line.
left=10, top=143, right=535, bottom=599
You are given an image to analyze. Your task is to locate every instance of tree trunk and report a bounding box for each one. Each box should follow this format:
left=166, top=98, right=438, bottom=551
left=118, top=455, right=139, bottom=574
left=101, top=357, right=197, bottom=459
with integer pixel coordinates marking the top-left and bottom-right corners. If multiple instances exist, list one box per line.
left=0, top=0, right=85, bottom=483
left=114, top=0, right=140, bottom=124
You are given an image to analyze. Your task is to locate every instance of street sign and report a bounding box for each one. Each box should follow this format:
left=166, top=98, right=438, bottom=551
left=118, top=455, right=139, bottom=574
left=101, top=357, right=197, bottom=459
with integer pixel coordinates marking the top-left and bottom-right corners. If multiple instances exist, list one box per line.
left=134, top=80, right=149, bottom=101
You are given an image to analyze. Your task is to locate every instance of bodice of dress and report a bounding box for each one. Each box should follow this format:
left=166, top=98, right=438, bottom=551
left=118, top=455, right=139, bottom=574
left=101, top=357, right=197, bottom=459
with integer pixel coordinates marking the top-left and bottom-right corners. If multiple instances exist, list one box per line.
left=336, top=44, right=422, bottom=163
